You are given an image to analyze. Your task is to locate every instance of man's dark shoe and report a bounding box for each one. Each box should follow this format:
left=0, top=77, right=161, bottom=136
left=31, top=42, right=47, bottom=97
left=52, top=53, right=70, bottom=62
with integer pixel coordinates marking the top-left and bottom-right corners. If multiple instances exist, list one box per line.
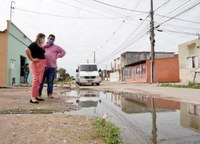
left=36, top=97, right=45, bottom=101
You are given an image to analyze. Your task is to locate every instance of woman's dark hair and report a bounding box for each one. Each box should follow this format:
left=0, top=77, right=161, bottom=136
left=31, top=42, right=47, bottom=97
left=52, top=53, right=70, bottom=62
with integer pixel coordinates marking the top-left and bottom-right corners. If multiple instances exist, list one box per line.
left=35, top=33, right=45, bottom=43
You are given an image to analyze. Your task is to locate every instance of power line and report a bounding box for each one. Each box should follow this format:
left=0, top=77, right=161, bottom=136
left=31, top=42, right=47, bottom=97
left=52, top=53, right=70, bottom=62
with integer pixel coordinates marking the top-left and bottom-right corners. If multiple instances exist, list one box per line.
left=96, top=18, right=150, bottom=64
left=155, top=14, right=200, bottom=25
left=157, top=1, right=200, bottom=26
left=154, top=0, right=171, bottom=12
left=158, top=22, right=200, bottom=31
left=97, top=32, right=148, bottom=65
left=85, top=20, right=126, bottom=63
left=140, top=17, right=200, bottom=31
left=155, top=0, right=192, bottom=22
left=157, top=29, right=199, bottom=36
left=92, top=0, right=200, bottom=25
left=96, top=20, right=126, bottom=52
left=15, top=7, right=125, bottom=20
left=92, top=0, right=148, bottom=14
left=55, top=0, right=109, bottom=17
left=73, top=0, right=145, bottom=24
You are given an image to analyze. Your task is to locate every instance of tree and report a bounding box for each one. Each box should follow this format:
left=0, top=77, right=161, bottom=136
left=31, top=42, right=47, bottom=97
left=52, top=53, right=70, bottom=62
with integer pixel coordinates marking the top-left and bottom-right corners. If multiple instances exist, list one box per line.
left=57, top=68, right=66, bottom=80
left=57, top=68, right=71, bottom=80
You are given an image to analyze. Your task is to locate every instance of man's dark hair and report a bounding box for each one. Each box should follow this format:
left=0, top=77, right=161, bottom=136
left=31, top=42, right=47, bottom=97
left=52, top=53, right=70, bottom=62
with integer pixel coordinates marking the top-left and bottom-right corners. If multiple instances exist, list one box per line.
left=48, top=34, right=55, bottom=38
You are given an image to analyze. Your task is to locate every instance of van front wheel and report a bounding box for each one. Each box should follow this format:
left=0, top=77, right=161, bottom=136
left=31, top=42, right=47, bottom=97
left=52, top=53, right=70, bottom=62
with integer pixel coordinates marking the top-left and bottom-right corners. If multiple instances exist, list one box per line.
left=96, top=83, right=100, bottom=86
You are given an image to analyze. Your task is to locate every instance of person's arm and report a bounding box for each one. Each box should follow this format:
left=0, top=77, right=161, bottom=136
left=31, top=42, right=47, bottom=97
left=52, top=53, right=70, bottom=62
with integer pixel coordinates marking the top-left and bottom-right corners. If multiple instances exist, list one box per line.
left=43, top=43, right=51, bottom=48
left=25, top=48, right=38, bottom=62
left=57, top=46, right=66, bottom=58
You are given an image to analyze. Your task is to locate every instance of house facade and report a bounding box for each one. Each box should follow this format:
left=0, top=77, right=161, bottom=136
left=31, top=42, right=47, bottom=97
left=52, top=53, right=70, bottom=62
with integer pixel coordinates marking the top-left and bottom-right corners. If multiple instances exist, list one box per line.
left=0, top=20, right=32, bottom=86
left=178, top=38, right=200, bottom=84
left=110, top=57, right=122, bottom=82
left=121, top=51, right=179, bottom=83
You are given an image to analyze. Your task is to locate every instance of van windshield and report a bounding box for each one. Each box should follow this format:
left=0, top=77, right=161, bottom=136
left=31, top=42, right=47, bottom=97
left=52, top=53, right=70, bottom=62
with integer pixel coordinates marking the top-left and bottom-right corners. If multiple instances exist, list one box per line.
left=79, top=65, right=97, bottom=71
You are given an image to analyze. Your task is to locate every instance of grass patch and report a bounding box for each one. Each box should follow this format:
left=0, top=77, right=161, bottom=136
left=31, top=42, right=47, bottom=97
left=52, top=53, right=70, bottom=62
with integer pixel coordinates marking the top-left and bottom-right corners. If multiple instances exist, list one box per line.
left=0, top=108, right=60, bottom=114
left=54, top=79, right=71, bottom=84
left=93, top=118, right=123, bottom=144
left=158, top=82, right=200, bottom=89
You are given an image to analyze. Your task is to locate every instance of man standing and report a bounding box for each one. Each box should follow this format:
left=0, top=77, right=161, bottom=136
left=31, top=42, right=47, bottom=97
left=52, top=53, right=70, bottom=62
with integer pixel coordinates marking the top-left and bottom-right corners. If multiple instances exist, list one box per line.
left=24, top=63, right=30, bottom=83
left=39, top=34, right=66, bottom=98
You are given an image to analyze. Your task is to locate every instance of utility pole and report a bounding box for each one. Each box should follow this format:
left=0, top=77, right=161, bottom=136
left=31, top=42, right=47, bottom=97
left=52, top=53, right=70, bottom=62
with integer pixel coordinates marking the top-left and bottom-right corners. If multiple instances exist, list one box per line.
left=105, top=65, right=108, bottom=81
left=150, top=0, right=155, bottom=83
left=10, top=1, right=15, bottom=22
left=94, top=51, right=96, bottom=63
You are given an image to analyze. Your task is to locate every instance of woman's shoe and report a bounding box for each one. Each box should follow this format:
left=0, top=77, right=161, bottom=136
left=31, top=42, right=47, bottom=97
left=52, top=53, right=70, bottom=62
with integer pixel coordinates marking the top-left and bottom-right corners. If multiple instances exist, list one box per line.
left=30, top=100, right=39, bottom=104
left=36, top=97, right=45, bottom=101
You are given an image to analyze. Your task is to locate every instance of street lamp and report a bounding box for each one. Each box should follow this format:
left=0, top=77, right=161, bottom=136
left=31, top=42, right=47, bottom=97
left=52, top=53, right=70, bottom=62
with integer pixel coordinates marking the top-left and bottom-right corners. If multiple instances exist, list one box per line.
left=10, top=1, right=15, bottom=22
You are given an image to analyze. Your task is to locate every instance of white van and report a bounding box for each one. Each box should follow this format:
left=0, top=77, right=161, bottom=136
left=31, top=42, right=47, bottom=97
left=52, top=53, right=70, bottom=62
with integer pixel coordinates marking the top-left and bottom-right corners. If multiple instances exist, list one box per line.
left=75, top=63, right=101, bottom=86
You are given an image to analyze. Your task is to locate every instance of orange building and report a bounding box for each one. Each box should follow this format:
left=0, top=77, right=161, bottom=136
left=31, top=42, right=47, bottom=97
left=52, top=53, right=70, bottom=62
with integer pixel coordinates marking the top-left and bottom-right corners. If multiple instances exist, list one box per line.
left=122, top=52, right=180, bottom=83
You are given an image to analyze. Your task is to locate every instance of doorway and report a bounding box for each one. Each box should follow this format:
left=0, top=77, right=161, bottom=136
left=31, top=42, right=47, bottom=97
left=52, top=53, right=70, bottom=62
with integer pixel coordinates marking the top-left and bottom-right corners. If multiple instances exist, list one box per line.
left=20, top=56, right=26, bottom=83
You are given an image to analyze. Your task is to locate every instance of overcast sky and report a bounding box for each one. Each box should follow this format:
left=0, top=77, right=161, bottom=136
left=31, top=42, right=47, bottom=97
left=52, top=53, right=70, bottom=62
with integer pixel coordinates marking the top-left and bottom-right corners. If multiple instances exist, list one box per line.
left=1, top=0, right=200, bottom=76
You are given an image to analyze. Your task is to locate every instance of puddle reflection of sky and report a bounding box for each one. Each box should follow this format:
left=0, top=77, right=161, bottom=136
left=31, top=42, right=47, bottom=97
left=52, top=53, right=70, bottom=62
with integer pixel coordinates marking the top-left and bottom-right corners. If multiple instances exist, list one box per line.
left=64, top=90, right=200, bottom=144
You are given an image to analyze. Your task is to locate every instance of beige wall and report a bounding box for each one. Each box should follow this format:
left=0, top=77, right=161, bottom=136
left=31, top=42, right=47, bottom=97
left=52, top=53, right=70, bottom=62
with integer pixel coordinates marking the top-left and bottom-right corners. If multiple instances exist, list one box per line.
left=180, top=103, right=200, bottom=132
left=0, top=29, right=8, bottom=86
left=178, top=38, right=200, bottom=84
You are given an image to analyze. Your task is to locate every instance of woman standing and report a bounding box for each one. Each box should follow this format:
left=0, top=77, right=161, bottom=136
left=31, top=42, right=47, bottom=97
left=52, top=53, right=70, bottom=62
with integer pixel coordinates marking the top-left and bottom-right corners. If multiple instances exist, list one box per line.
left=25, top=33, right=46, bottom=103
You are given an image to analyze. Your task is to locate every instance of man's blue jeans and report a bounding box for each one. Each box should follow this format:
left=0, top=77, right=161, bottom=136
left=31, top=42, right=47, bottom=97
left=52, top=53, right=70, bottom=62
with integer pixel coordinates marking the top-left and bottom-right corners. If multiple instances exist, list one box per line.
left=39, top=67, right=56, bottom=96
left=24, top=72, right=29, bottom=83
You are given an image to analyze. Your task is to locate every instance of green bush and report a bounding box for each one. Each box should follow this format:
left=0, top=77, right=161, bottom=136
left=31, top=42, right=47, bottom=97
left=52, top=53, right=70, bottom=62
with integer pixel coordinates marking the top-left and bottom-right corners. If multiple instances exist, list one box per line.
left=93, top=118, right=123, bottom=144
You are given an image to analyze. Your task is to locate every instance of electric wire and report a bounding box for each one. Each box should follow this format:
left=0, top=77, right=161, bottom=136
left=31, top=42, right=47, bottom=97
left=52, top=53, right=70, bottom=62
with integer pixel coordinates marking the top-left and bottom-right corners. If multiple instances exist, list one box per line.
left=97, top=32, right=148, bottom=65
left=96, top=20, right=126, bottom=52
left=158, top=22, right=200, bottom=31
left=157, top=29, right=199, bottom=36
left=157, top=0, right=200, bottom=26
left=15, top=7, right=125, bottom=20
left=73, top=0, right=145, bottom=24
left=96, top=22, right=150, bottom=64
left=154, top=0, right=171, bottom=12
left=55, top=0, right=110, bottom=17
left=85, top=20, right=126, bottom=63
left=92, top=0, right=200, bottom=25
left=140, top=18, right=200, bottom=32
left=92, top=0, right=148, bottom=14
left=155, top=0, right=192, bottom=22
left=72, top=0, right=139, bottom=20
left=155, top=14, right=200, bottom=25
left=96, top=17, right=150, bottom=64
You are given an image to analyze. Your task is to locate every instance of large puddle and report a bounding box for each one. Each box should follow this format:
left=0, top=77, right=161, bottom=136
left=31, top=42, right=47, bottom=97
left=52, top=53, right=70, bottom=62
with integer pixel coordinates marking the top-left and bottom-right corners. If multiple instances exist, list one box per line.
left=63, top=89, right=200, bottom=144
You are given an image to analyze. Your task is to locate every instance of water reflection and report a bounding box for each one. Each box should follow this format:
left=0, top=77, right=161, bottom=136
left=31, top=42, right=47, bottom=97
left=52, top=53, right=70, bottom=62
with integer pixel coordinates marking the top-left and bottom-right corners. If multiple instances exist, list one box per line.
left=151, top=98, right=157, bottom=144
left=113, top=92, right=180, bottom=144
left=66, top=90, right=200, bottom=144
left=75, top=89, right=101, bottom=108
left=180, top=103, right=200, bottom=133
left=113, top=92, right=180, bottom=113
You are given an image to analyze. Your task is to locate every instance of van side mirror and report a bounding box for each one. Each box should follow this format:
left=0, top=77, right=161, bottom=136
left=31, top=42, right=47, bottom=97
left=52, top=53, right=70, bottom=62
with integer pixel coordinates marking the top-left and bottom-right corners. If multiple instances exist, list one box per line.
left=76, top=69, right=79, bottom=72
left=98, top=69, right=101, bottom=72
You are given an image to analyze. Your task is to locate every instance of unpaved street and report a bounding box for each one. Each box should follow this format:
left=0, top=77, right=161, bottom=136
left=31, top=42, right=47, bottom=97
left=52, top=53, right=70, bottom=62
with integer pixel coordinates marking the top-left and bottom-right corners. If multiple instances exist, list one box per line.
left=0, top=82, right=200, bottom=144
left=0, top=86, right=103, bottom=144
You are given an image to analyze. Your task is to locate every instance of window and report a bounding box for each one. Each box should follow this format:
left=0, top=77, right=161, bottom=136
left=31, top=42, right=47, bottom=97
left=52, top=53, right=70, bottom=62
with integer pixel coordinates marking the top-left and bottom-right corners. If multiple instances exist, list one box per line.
left=79, top=65, right=97, bottom=71
left=188, top=104, right=200, bottom=116
left=187, top=56, right=198, bottom=69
